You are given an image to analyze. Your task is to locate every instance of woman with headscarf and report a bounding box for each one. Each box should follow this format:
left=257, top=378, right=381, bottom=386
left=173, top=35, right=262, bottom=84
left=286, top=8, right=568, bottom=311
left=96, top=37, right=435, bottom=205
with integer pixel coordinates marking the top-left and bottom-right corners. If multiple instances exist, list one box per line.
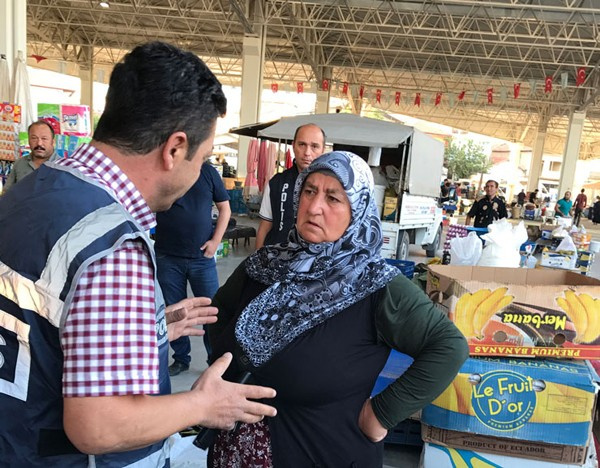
left=207, top=151, right=468, bottom=467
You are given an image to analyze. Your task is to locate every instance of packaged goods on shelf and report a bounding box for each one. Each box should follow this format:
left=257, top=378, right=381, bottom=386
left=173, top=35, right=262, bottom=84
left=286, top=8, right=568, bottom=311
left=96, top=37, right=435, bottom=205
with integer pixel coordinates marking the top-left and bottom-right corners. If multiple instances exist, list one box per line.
left=426, top=265, right=600, bottom=359
left=37, top=103, right=92, bottom=137
left=0, top=108, right=19, bottom=161
left=60, top=104, right=92, bottom=136
left=0, top=103, right=21, bottom=123
left=37, top=103, right=61, bottom=135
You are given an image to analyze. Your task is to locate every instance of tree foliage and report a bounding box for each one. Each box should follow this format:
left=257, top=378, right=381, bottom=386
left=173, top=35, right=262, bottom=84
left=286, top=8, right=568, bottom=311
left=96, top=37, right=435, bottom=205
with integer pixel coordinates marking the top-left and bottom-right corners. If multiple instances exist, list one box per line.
left=444, top=139, right=492, bottom=179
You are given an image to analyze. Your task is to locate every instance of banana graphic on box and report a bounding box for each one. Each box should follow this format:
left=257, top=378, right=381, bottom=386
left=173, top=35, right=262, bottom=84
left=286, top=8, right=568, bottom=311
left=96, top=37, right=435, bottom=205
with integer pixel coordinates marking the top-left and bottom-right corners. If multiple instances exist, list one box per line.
left=556, top=290, right=600, bottom=344
left=454, top=287, right=514, bottom=339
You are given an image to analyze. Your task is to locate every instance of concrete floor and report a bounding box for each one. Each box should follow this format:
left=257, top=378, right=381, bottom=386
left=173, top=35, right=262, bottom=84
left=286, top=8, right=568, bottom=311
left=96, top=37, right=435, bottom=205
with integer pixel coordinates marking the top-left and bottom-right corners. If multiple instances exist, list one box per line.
left=170, top=213, right=600, bottom=467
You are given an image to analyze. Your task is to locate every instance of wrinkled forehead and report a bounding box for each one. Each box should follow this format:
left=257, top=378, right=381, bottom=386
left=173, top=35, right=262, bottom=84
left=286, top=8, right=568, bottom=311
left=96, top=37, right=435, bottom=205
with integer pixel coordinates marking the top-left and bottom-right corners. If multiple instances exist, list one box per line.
left=296, top=151, right=373, bottom=208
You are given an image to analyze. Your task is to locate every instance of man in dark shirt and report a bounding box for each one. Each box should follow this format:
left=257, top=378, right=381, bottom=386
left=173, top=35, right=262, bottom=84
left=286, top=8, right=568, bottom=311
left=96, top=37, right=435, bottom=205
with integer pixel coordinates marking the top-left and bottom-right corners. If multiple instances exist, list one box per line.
left=528, top=188, right=539, bottom=204
left=154, top=162, right=231, bottom=376
left=255, top=124, right=326, bottom=248
left=465, top=179, right=508, bottom=228
left=573, top=188, right=587, bottom=226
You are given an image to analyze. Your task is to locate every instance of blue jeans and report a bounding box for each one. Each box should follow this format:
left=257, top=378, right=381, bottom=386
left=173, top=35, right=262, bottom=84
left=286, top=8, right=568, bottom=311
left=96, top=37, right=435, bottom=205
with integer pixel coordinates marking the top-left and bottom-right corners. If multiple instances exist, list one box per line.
left=156, top=254, right=219, bottom=365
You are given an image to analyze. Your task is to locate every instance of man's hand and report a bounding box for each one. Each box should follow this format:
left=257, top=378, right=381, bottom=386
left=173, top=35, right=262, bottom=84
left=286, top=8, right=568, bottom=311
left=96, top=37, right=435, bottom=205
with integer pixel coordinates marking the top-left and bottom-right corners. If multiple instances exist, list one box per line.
left=201, top=239, right=220, bottom=258
left=166, top=297, right=218, bottom=342
left=358, top=398, right=388, bottom=443
left=191, top=353, right=277, bottom=430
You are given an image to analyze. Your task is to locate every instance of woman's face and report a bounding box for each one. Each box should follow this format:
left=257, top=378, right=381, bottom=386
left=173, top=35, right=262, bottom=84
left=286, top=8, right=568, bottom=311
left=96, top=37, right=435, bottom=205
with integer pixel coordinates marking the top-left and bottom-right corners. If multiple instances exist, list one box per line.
left=296, top=172, right=351, bottom=243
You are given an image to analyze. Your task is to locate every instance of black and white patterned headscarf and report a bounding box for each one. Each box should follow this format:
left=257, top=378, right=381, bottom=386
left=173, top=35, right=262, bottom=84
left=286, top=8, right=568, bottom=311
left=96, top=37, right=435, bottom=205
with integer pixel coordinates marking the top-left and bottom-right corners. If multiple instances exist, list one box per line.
left=237, top=151, right=399, bottom=366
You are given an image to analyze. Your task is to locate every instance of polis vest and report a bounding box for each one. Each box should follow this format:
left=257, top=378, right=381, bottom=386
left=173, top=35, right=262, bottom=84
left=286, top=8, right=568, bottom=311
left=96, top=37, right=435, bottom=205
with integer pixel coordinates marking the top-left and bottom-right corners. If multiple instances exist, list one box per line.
left=0, top=164, right=170, bottom=467
left=264, top=164, right=299, bottom=246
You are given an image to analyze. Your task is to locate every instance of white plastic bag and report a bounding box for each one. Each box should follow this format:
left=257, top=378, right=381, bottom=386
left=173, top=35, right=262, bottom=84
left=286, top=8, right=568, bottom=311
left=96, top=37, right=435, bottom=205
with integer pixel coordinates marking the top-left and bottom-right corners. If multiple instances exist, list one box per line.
left=477, top=219, right=528, bottom=268
left=556, top=234, right=577, bottom=252
left=449, top=232, right=482, bottom=266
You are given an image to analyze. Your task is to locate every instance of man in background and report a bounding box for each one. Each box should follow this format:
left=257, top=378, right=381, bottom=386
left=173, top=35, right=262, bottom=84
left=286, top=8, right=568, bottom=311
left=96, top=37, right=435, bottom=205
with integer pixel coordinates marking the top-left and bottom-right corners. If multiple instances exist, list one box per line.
left=573, top=188, right=587, bottom=226
left=0, top=41, right=275, bottom=466
left=155, top=162, right=231, bottom=376
left=465, top=179, right=508, bottom=228
left=528, top=188, right=539, bottom=204
left=555, top=191, right=573, bottom=218
left=3, top=120, right=59, bottom=191
left=517, top=189, right=526, bottom=206
left=255, top=123, right=326, bottom=248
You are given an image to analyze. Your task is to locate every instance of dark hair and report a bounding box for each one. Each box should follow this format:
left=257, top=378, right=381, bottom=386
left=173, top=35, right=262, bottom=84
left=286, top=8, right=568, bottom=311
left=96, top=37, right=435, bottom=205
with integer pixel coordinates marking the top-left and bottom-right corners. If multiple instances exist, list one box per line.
left=28, top=120, right=55, bottom=138
left=93, top=41, right=226, bottom=159
left=293, top=124, right=327, bottom=146
left=485, top=180, right=498, bottom=188
left=581, top=189, right=585, bottom=193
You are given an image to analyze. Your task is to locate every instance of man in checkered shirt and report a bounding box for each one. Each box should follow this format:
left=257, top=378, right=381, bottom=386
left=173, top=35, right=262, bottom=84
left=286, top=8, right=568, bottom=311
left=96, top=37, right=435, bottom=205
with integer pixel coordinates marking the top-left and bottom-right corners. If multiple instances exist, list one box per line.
left=0, top=42, right=276, bottom=467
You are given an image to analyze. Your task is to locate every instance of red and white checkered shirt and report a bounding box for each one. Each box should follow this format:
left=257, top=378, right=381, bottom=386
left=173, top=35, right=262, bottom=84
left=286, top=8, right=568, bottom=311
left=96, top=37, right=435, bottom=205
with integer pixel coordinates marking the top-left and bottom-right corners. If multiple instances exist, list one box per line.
left=58, top=144, right=160, bottom=397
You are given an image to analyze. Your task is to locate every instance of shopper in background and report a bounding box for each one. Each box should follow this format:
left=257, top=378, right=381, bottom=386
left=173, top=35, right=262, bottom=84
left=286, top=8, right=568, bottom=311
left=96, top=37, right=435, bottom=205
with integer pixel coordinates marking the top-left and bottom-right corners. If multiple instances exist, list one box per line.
left=208, top=151, right=468, bottom=467
left=555, top=191, right=573, bottom=218
left=3, top=120, right=59, bottom=192
left=155, top=162, right=231, bottom=376
left=517, top=189, right=526, bottom=206
left=528, top=188, right=539, bottom=204
left=465, top=179, right=508, bottom=228
left=255, top=123, right=326, bottom=248
left=573, top=188, right=587, bottom=226
left=0, top=41, right=276, bottom=467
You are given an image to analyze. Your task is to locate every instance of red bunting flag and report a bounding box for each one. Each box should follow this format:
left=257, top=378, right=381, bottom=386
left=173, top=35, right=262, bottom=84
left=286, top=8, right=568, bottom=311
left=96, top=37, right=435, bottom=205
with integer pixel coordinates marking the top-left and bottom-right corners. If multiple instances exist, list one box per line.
left=514, top=83, right=520, bottom=99
left=576, top=68, right=586, bottom=86
left=296, top=82, right=304, bottom=94
left=487, top=88, right=493, bottom=104
left=321, top=79, right=329, bottom=91
left=271, top=83, right=278, bottom=93
left=359, top=85, right=364, bottom=99
left=545, top=76, right=553, bottom=93
left=30, top=54, right=47, bottom=63
left=342, top=81, right=349, bottom=94
left=395, top=91, right=401, bottom=105
left=435, top=92, right=442, bottom=106
left=458, top=90, right=466, bottom=101
left=376, top=89, right=382, bottom=103
left=414, top=92, right=421, bottom=107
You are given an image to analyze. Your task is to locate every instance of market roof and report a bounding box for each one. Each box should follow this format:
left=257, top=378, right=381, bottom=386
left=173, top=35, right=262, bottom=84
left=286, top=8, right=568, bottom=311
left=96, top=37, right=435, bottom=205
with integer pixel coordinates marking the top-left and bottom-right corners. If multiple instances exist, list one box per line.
left=25, top=1, right=600, bottom=159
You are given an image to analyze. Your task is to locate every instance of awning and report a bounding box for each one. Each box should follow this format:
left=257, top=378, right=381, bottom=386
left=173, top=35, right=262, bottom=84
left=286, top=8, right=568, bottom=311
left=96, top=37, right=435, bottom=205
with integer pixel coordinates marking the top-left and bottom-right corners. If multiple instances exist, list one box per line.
left=230, top=113, right=414, bottom=148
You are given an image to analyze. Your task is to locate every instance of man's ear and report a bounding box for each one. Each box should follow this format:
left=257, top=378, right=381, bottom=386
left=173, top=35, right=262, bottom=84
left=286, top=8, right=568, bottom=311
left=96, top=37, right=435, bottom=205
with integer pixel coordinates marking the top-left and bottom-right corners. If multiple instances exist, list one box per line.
left=161, top=132, right=188, bottom=171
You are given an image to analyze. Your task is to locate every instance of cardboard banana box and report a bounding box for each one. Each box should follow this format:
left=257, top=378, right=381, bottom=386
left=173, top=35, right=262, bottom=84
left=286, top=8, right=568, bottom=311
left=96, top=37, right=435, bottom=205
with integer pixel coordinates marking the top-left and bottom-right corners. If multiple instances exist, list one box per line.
left=426, top=265, right=600, bottom=359
left=419, top=441, right=598, bottom=468
left=421, top=357, right=599, bottom=457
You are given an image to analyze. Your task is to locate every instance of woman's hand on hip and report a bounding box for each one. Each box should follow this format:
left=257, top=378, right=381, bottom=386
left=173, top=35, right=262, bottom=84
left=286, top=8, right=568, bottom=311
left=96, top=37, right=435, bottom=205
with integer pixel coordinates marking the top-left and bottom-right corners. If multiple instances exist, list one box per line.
left=358, top=398, right=388, bottom=442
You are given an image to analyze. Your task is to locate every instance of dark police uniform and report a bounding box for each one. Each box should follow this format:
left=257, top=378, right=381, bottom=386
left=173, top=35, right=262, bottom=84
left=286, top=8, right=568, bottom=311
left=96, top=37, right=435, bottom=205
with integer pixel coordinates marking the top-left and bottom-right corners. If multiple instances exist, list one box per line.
left=262, top=164, right=299, bottom=246
left=467, top=196, right=508, bottom=228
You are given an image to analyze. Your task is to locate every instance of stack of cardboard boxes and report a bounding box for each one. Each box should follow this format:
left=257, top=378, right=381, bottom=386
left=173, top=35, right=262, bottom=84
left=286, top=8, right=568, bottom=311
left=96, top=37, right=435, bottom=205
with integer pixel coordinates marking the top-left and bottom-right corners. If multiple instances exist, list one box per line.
left=421, top=265, right=600, bottom=467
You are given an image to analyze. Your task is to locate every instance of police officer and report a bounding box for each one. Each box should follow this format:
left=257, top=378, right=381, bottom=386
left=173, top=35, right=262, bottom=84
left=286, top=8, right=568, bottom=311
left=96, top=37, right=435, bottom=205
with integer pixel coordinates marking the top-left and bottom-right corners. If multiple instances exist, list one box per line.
left=255, top=124, right=326, bottom=248
left=465, top=179, right=508, bottom=228
left=0, top=41, right=276, bottom=467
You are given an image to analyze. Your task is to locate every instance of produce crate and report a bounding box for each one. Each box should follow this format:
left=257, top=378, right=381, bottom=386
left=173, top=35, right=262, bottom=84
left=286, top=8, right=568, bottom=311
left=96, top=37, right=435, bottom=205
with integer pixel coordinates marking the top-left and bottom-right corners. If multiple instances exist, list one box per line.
left=385, top=419, right=423, bottom=446
left=385, top=259, right=415, bottom=279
